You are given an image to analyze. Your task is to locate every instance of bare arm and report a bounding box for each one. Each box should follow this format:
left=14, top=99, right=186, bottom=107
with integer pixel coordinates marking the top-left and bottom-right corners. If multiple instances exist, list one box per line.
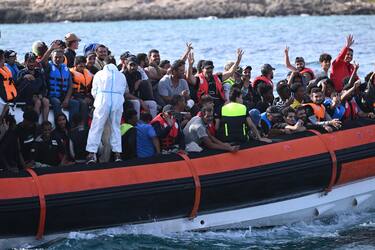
left=341, top=80, right=360, bottom=102
left=222, top=48, right=244, bottom=81
left=39, top=41, right=60, bottom=66
left=287, top=71, right=297, bottom=86
left=180, top=42, right=193, bottom=62
left=348, top=62, right=359, bottom=85
left=202, top=135, right=232, bottom=151
left=284, top=46, right=298, bottom=72
left=186, top=52, right=196, bottom=86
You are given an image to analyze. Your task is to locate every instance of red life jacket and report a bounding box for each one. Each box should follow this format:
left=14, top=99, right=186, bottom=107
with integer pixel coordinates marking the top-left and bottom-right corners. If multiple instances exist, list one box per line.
left=150, top=114, right=179, bottom=149
left=252, top=75, right=273, bottom=90
left=197, top=73, right=225, bottom=101
left=197, top=111, right=216, bottom=136
left=300, top=67, right=315, bottom=79
left=343, top=98, right=359, bottom=120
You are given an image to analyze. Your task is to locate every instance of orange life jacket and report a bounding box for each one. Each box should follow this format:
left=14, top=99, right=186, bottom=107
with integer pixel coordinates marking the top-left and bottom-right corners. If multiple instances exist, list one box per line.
left=252, top=75, right=273, bottom=90
left=197, top=73, right=225, bottom=101
left=300, top=67, right=315, bottom=79
left=70, top=68, right=93, bottom=95
left=150, top=114, right=179, bottom=149
left=304, top=103, right=326, bottom=121
left=0, top=66, right=17, bottom=101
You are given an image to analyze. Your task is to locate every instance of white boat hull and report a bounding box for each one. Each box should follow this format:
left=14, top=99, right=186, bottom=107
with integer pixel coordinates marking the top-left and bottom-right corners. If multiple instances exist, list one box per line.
left=2, top=177, right=375, bottom=249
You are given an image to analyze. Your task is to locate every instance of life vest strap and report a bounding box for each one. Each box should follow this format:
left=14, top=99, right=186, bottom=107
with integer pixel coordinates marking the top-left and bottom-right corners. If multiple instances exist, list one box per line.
left=25, top=167, right=46, bottom=240
left=178, top=152, right=201, bottom=219
left=309, top=130, right=337, bottom=193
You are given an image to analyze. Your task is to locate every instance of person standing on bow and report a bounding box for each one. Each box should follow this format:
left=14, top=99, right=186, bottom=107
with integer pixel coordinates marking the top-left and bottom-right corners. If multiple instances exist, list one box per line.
left=86, top=56, right=127, bottom=163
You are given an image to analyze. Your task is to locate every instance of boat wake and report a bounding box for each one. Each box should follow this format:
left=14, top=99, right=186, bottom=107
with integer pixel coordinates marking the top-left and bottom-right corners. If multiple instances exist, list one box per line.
left=51, top=210, right=375, bottom=250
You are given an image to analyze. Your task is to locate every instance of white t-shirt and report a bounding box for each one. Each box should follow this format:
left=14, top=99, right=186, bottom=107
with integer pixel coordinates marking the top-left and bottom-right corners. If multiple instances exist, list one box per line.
left=138, top=66, right=148, bottom=81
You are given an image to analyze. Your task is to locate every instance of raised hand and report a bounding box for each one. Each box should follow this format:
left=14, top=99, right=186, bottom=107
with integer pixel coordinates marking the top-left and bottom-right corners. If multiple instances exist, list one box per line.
left=346, top=34, right=355, bottom=48
left=187, top=51, right=194, bottom=65
left=236, top=48, right=244, bottom=62
left=284, top=46, right=289, bottom=55
left=186, top=42, right=193, bottom=51
left=353, top=61, right=359, bottom=71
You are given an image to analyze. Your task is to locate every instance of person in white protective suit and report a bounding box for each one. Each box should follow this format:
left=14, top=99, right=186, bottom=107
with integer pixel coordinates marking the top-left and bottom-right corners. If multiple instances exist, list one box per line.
left=86, top=56, right=127, bottom=163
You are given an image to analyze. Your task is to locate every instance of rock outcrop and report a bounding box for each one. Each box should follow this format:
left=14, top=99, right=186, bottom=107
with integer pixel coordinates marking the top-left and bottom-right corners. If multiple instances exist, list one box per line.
left=1, top=0, right=375, bottom=23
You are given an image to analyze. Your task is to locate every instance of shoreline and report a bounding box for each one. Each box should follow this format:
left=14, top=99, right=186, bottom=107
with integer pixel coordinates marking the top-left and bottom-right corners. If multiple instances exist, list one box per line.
left=1, top=0, right=375, bottom=24
left=2, top=14, right=375, bottom=26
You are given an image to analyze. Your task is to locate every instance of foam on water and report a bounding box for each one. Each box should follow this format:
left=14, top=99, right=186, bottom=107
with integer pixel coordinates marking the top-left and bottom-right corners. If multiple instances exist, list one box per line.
left=50, top=210, right=375, bottom=249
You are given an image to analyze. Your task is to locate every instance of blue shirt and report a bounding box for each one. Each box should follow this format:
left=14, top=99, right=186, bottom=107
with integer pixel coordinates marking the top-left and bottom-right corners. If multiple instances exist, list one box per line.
left=136, top=122, right=157, bottom=158
left=5, top=63, right=19, bottom=78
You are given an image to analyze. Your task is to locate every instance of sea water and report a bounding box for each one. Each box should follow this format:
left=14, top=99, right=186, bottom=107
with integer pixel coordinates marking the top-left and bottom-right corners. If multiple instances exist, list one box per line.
left=1, top=15, right=375, bottom=81
left=1, top=15, right=375, bottom=249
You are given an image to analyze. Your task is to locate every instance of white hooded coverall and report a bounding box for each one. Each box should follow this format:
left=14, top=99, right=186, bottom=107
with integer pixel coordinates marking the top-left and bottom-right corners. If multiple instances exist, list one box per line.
left=86, top=64, right=127, bottom=154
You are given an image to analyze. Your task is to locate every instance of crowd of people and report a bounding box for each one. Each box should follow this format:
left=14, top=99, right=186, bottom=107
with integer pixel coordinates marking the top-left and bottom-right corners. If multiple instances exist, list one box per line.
left=0, top=33, right=374, bottom=171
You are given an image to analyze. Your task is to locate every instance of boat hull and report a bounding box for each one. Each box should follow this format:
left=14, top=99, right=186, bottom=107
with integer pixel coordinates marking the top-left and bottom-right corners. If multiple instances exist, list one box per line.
left=1, top=119, right=375, bottom=248
left=2, top=176, right=375, bottom=249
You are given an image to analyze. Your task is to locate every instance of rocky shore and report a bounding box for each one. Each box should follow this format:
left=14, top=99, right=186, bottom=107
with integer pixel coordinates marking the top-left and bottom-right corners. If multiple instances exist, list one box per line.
left=1, top=0, right=375, bottom=23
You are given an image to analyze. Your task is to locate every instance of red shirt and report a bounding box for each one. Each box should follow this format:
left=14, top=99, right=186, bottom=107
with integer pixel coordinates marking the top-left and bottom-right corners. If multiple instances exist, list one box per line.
left=330, top=46, right=356, bottom=93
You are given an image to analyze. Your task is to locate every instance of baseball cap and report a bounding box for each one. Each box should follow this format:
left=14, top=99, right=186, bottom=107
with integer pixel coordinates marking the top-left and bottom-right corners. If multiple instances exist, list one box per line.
left=127, top=56, right=138, bottom=65
left=235, top=66, right=243, bottom=75
left=261, top=64, right=275, bottom=75
left=295, top=57, right=305, bottom=63
left=4, top=50, right=16, bottom=58
left=120, top=51, right=132, bottom=60
left=244, top=65, right=252, bottom=71
left=24, top=52, right=36, bottom=61
left=202, top=60, right=214, bottom=69
left=64, top=33, right=81, bottom=42
left=32, top=41, right=48, bottom=56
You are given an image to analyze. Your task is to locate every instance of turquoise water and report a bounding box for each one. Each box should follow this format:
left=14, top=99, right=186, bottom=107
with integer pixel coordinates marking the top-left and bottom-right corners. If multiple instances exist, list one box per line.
left=1, top=16, right=375, bottom=249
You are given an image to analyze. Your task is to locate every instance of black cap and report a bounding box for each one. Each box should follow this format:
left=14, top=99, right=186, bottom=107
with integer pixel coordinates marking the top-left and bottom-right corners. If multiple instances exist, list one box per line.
left=127, top=56, right=138, bottom=65
left=24, top=52, right=36, bottom=62
left=235, top=66, right=243, bottom=75
left=4, top=50, right=16, bottom=58
left=261, top=64, right=275, bottom=75
left=244, top=65, right=252, bottom=71
left=202, top=60, right=214, bottom=69
left=295, top=57, right=305, bottom=63
left=120, top=51, right=132, bottom=60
